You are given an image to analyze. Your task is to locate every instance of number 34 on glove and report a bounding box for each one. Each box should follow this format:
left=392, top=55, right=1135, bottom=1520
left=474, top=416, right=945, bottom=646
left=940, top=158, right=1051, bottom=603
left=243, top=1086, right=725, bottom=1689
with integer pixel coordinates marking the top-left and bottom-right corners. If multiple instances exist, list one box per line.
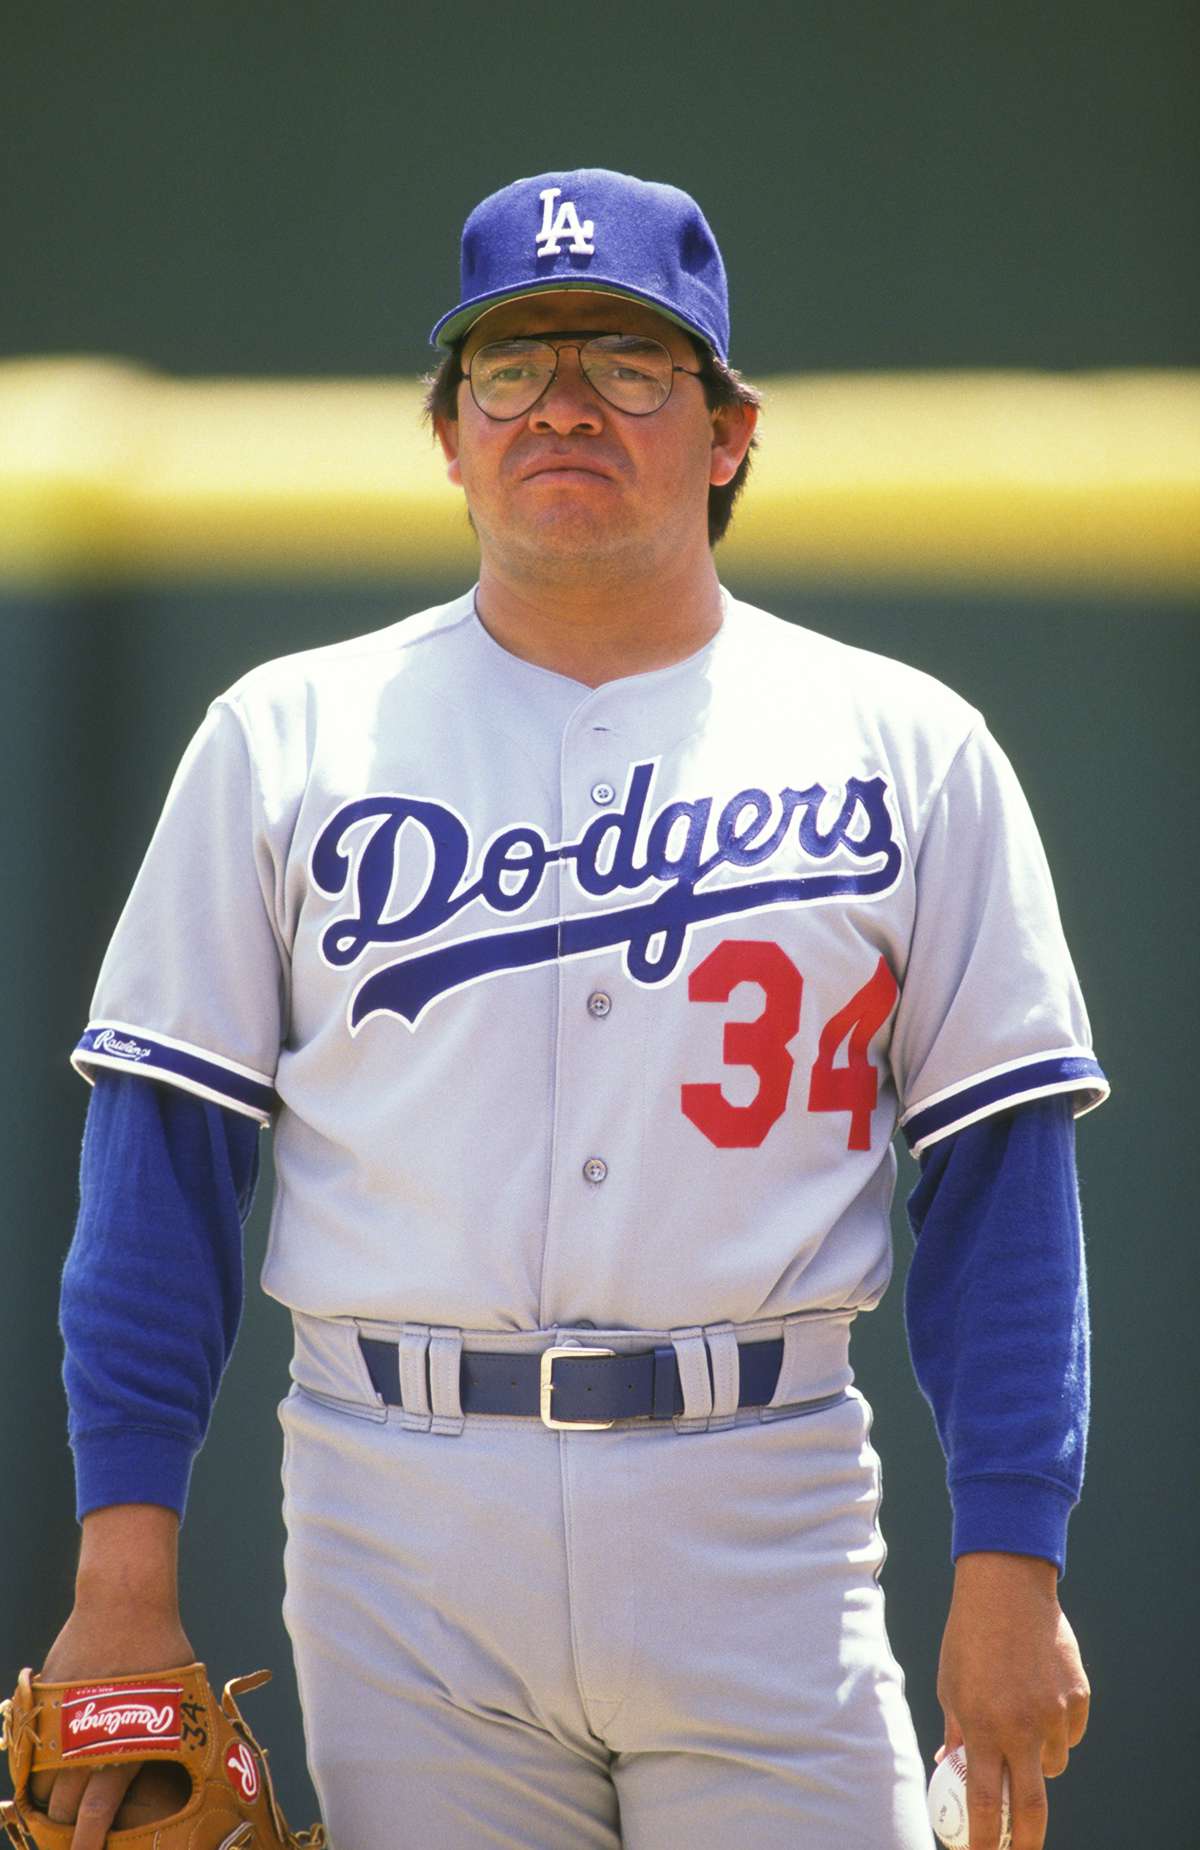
left=0, top=1663, right=325, bottom=1850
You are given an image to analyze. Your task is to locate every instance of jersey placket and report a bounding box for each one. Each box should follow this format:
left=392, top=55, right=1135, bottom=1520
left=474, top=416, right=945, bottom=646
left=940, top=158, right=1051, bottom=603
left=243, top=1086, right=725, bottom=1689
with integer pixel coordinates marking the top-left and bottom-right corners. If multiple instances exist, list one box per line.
left=538, top=694, right=646, bottom=1330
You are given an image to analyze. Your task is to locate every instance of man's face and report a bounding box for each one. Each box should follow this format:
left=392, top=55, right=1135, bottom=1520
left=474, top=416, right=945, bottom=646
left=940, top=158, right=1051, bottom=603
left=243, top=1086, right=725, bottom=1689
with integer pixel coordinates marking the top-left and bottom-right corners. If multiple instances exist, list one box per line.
left=435, top=290, right=753, bottom=583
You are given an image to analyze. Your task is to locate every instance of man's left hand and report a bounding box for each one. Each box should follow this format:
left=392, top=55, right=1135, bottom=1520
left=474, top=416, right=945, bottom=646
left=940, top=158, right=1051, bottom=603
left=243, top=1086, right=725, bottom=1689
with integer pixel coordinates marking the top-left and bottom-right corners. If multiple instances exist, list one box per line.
left=937, top=1550, right=1090, bottom=1850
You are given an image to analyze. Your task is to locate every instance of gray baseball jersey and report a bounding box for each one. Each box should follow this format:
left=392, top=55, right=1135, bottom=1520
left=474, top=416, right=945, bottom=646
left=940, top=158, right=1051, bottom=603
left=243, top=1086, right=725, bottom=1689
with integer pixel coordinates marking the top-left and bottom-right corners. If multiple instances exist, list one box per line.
left=72, top=589, right=1106, bottom=1334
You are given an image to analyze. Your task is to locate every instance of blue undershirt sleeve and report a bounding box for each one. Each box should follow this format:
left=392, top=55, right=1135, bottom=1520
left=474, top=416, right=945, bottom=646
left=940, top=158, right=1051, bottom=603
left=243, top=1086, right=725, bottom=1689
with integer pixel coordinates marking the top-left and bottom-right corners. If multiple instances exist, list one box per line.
left=61, top=1070, right=260, bottom=1522
left=904, top=1094, right=1089, bottom=1575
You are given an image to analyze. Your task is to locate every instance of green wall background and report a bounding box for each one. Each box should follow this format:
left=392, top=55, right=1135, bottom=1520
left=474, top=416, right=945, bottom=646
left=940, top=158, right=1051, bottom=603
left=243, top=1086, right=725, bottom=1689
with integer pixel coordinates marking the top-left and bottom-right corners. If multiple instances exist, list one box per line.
left=3, top=0, right=1196, bottom=1841
left=3, top=1, right=1195, bottom=379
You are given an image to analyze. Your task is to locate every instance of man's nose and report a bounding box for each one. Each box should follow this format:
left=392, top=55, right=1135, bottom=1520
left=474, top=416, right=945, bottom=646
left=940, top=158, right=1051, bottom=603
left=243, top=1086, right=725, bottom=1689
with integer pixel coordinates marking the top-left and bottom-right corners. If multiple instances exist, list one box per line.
left=528, top=347, right=605, bottom=434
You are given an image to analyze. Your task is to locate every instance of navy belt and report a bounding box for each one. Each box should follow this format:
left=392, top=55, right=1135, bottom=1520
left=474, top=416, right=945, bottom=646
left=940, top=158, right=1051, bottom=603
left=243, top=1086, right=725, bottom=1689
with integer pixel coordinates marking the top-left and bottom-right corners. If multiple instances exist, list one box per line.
left=358, top=1334, right=786, bottom=1429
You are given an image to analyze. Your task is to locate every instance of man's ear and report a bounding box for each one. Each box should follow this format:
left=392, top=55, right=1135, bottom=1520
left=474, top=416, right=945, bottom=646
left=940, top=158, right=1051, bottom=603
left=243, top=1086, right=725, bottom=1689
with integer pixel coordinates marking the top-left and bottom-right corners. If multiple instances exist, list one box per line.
left=435, top=413, right=462, bottom=487
left=709, top=399, right=758, bottom=489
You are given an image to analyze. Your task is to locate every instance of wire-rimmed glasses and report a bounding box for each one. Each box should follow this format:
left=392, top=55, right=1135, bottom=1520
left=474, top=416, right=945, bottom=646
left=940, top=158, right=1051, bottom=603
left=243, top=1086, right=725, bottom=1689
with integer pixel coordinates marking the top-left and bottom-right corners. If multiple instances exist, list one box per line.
left=463, top=331, right=704, bottom=420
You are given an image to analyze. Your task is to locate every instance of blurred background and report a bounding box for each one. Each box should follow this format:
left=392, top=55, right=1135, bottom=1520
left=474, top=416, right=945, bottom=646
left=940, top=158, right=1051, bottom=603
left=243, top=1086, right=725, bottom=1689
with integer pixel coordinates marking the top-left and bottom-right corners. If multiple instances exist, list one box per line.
left=2, top=2, right=1196, bottom=1842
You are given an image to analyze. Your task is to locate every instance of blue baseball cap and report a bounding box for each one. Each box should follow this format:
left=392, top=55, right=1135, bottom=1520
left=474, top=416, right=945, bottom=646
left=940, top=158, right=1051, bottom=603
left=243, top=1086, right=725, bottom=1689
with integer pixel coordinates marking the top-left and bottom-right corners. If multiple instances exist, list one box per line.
left=430, top=168, right=730, bottom=363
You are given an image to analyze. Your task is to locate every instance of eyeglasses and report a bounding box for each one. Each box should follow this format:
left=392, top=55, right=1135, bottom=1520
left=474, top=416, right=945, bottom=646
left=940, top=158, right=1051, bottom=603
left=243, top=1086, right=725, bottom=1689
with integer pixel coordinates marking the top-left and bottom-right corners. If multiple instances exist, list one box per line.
left=462, top=331, right=704, bottom=420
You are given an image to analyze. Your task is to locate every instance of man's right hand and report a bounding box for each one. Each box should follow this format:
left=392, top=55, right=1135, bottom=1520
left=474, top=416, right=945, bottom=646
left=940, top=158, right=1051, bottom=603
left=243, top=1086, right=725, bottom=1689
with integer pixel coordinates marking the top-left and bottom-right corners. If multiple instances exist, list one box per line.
left=26, top=1504, right=193, bottom=1850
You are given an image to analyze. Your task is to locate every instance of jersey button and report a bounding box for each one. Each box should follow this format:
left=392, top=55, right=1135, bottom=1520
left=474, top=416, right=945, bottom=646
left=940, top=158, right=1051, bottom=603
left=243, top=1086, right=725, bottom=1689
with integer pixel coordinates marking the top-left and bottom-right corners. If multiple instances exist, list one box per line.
left=591, top=781, right=615, bottom=805
left=582, top=1157, right=608, bottom=1184
left=587, top=991, right=612, bottom=1018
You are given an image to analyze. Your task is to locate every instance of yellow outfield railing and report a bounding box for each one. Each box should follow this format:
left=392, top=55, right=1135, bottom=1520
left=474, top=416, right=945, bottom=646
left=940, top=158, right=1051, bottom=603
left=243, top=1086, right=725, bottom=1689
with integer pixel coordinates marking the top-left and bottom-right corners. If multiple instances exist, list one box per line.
left=1, top=358, right=1197, bottom=595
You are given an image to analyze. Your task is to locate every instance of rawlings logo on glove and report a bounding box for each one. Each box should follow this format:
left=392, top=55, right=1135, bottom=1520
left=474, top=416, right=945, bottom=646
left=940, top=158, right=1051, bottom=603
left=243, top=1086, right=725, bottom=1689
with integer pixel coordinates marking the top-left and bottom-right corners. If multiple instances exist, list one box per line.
left=0, top=1663, right=324, bottom=1850
left=60, top=1685, right=183, bottom=1756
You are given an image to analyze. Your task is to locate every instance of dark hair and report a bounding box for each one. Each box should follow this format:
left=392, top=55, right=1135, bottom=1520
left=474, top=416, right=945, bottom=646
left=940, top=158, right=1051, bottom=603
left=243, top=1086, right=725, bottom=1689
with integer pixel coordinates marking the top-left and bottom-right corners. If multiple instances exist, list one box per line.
left=421, top=334, right=761, bottom=546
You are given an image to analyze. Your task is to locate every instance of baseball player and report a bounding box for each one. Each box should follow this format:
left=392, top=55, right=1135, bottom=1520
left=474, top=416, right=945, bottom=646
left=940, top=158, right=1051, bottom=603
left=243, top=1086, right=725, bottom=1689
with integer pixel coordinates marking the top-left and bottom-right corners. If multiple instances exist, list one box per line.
left=37, top=169, right=1105, bottom=1850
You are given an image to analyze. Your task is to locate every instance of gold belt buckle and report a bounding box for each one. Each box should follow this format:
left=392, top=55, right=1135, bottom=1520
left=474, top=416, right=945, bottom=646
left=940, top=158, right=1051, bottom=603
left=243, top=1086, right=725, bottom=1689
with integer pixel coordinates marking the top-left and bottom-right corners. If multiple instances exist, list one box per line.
left=539, top=1345, right=616, bottom=1429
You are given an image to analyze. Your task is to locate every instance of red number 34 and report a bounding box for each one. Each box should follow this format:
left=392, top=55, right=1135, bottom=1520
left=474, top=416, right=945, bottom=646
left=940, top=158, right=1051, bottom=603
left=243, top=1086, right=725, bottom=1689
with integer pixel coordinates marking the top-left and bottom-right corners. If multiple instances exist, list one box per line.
left=680, top=941, right=898, bottom=1152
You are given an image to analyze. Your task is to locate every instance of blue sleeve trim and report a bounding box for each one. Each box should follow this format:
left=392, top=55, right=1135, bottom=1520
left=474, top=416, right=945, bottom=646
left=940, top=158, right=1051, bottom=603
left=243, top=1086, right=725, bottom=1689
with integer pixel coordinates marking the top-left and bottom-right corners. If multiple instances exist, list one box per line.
left=72, top=1022, right=276, bottom=1124
left=901, top=1051, right=1108, bottom=1156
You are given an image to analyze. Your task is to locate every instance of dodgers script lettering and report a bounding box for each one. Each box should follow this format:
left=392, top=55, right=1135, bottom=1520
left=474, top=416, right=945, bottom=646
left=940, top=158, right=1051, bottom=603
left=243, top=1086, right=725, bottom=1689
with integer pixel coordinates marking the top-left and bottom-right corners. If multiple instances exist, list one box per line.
left=310, top=762, right=903, bottom=1030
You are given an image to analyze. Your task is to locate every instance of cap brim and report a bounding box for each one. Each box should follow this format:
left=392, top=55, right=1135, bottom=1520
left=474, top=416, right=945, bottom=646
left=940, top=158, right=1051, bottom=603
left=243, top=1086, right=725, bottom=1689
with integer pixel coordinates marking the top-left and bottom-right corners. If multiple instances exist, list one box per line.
left=431, top=280, right=719, bottom=357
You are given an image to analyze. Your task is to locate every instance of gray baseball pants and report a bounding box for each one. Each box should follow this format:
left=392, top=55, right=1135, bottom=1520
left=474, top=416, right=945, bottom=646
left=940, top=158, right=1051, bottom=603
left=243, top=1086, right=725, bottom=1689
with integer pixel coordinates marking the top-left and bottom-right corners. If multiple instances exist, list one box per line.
left=278, top=1310, right=935, bottom=1849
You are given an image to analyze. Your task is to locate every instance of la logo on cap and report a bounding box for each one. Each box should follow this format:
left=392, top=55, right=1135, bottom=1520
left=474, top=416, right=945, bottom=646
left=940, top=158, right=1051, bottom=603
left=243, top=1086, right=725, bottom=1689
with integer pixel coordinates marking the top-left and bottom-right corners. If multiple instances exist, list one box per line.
left=535, top=186, right=595, bottom=257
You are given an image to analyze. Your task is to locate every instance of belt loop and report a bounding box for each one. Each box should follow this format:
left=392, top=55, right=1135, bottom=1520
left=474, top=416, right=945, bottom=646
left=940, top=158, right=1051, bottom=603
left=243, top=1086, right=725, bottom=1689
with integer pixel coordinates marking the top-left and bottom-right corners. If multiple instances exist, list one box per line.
left=428, top=1327, right=465, bottom=1435
left=703, top=1321, right=739, bottom=1430
left=767, top=1311, right=854, bottom=1409
left=398, top=1323, right=433, bottom=1432
left=670, top=1326, right=713, bottom=1432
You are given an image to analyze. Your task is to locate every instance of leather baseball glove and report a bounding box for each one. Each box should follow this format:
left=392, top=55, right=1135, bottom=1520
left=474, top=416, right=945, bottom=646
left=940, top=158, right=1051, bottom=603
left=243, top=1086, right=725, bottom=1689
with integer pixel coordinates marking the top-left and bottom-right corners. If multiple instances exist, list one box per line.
left=0, top=1663, right=325, bottom=1850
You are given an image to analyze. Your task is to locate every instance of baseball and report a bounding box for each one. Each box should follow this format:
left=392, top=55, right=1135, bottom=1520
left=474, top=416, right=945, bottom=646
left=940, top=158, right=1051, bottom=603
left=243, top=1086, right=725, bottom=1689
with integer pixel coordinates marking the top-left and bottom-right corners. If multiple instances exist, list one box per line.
left=927, top=1747, right=1012, bottom=1850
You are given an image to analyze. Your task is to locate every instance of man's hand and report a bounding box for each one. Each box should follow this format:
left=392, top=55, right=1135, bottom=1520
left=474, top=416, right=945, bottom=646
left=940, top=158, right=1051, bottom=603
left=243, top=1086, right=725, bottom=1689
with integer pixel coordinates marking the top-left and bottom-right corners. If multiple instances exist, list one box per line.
left=937, top=1551, right=1090, bottom=1850
left=27, top=1504, right=193, bottom=1850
